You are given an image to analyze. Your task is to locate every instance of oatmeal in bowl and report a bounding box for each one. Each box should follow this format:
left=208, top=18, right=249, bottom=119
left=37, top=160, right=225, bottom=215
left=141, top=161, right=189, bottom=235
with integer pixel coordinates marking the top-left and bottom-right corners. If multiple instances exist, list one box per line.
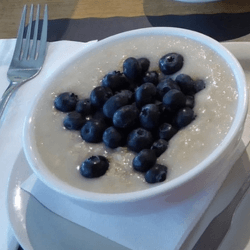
left=23, top=27, right=248, bottom=211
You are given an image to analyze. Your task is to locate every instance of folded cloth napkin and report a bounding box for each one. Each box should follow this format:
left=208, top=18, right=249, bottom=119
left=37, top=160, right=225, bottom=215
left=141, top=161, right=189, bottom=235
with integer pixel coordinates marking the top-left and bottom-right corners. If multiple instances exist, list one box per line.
left=2, top=39, right=250, bottom=250
left=0, top=39, right=96, bottom=250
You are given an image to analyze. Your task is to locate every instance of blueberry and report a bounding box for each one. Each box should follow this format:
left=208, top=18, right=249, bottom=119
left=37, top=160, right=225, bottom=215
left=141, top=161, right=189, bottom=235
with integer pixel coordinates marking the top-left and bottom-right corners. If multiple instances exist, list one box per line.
left=128, top=81, right=138, bottom=92
left=123, top=57, right=142, bottom=81
left=139, top=104, right=160, bottom=130
left=90, top=86, right=113, bottom=109
left=162, top=89, right=186, bottom=112
left=118, top=90, right=135, bottom=103
left=135, top=82, right=157, bottom=108
left=80, top=119, right=107, bottom=143
left=158, top=104, right=175, bottom=124
left=76, top=99, right=93, bottom=116
left=63, top=112, right=86, bottom=130
left=113, top=105, right=139, bottom=129
left=175, top=74, right=195, bottom=95
left=80, top=155, right=109, bottom=178
left=92, top=110, right=112, bottom=126
left=54, top=92, right=78, bottom=112
left=130, top=102, right=139, bottom=112
left=174, top=107, right=195, bottom=129
left=158, top=123, right=178, bottom=141
left=186, top=95, right=195, bottom=109
left=138, top=58, right=150, bottom=74
left=102, top=126, right=125, bottom=149
left=151, top=139, right=168, bottom=157
left=194, top=79, right=206, bottom=93
left=132, top=149, right=157, bottom=172
left=102, top=71, right=130, bottom=91
left=159, top=53, right=184, bottom=75
left=127, top=128, right=154, bottom=153
left=145, top=164, right=168, bottom=184
left=142, top=71, right=159, bottom=86
left=156, top=78, right=180, bottom=99
left=154, top=99, right=163, bottom=107
left=103, top=93, right=129, bottom=119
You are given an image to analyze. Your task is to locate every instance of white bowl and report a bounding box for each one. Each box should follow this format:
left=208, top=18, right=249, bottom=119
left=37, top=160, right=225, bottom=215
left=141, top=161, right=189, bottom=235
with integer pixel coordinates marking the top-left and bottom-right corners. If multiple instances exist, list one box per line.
left=23, top=27, right=248, bottom=214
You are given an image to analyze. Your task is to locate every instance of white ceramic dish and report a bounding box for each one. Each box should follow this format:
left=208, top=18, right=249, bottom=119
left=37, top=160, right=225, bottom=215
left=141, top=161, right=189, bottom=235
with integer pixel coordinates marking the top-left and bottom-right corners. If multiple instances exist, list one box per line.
left=8, top=151, right=129, bottom=250
left=22, top=28, right=248, bottom=212
left=8, top=42, right=250, bottom=250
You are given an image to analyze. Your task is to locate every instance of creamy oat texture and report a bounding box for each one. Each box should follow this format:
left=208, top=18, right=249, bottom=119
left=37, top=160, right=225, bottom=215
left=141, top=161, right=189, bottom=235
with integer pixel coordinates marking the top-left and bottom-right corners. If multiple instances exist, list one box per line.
left=32, top=35, right=238, bottom=193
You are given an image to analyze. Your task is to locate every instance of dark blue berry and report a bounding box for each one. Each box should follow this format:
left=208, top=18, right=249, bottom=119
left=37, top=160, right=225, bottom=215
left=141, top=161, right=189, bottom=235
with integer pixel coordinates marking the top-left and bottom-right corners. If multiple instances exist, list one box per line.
left=132, top=149, right=157, bottom=172
left=175, top=74, right=195, bottom=95
left=194, top=79, right=206, bottom=93
left=162, top=89, right=186, bottom=112
left=174, top=107, right=195, bottom=129
left=186, top=95, right=195, bottom=109
left=92, top=110, right=112, bottom=126
left=123, top=57, right=142, bottom=81
left=154, top=99, right=163, bottom=107
left=151, top=139, right=168, bottom=157
left=90, top=86, right=113, bottom=109
left=76, top=99, right=93, bottom=116
left=102, top=126, right=125, bottom=149
left=80, top=119, right=107, bottom=143
left=128, top=81, right=138, bottom=92
left=135, top=82, right=157, bottom=108
left=103, top=94, right=129, bottom=119
left=145, top=164, right=168, bottom=184
left=54, top=92, right=78, bottom=112
left=118, top=90, right=134, bottom=103
left=63, top=112, right=86, bottom=130
left=127, top=128, right=154, bottom=153
left=158, top=104, right=175, bottom=124
left=138, top=57, right=150, bottom=74
left=102, top=71, right=130, bottom=91
left=113, top=105, right=139, bottom=129
left=142, top=71, right=159, bottom=86
left=80, top=155, right=109, bottom=178
left=159, top=123, right=178, bottom=141
left=159, top=53, right=184, bottom=75
left=156, top=78, right=180, bottom=99
left=139, top=104, right=160, bottom=130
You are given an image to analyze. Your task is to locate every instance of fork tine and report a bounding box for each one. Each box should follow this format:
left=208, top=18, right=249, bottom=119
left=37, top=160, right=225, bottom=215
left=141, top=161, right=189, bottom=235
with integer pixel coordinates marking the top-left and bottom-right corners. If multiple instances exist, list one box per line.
left=30, top=5, right=40, bottom=59
left=38, top=4, right=48, bottom=61
left=12, top=5, right=27, bottom=60
left=22, top=4, right=34, bottom=60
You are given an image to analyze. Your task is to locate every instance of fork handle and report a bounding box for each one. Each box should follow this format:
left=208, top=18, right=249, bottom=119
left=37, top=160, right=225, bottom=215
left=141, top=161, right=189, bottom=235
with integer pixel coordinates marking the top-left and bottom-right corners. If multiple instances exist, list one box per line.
left=0, top=83, right=19, bottom=121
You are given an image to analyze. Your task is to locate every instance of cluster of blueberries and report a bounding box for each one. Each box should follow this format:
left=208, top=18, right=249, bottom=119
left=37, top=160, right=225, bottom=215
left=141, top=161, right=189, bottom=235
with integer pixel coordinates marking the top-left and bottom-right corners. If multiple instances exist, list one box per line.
left=54, top=53, right=205, bottom=184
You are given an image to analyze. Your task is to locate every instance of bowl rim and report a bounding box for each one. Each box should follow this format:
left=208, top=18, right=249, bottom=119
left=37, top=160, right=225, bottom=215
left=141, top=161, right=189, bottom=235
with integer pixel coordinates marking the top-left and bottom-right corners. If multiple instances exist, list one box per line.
left=23, top=27, right=248, bottom=204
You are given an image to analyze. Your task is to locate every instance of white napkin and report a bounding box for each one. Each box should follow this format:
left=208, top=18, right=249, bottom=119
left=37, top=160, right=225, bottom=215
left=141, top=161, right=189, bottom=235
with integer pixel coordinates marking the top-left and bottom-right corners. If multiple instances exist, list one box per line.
left=0, top=39, right=96, bottom=250
left=17, top=41, right=250, bottom=250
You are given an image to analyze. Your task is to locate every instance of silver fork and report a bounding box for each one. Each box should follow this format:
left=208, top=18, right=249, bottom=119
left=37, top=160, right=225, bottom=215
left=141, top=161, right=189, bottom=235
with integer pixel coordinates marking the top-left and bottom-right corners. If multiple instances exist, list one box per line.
left=0, top=4, right=48, bottom=121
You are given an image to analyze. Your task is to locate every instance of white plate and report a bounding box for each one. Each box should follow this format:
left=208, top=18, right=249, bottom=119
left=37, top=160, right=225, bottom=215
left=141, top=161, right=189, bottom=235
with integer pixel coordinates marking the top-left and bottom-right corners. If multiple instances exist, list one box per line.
left=7, top=42, right=250, bottom=250
left=7, top=150, right=130, bottom=250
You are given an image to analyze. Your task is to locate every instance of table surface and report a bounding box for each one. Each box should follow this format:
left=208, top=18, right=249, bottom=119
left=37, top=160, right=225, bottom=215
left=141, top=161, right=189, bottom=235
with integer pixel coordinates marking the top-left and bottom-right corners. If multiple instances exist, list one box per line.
left=2, top=1, right=250, bottom=250
left=1, top=0, right=250, bottom=42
